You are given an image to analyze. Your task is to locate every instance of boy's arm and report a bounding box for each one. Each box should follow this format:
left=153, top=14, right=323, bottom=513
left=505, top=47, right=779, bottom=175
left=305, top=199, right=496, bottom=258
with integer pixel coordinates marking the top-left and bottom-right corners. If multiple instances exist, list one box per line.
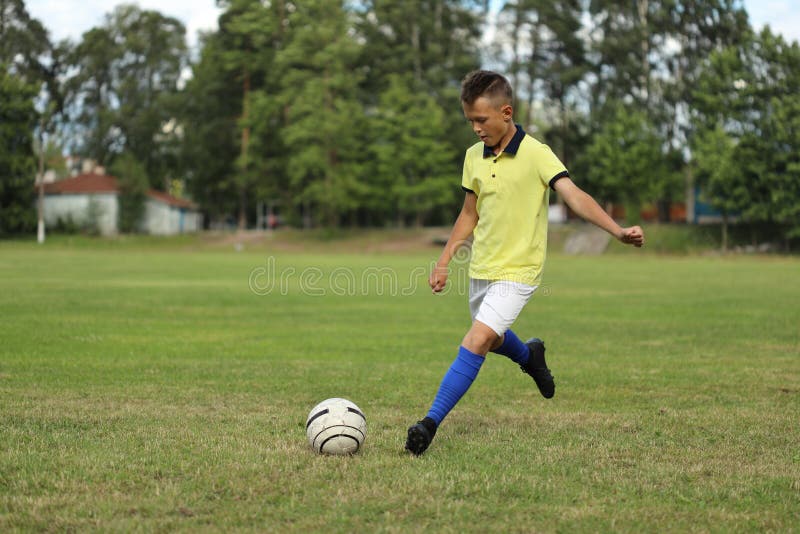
left=553, top=178, right=644, bottom=247
left=430, top=192, right=478, bottom=293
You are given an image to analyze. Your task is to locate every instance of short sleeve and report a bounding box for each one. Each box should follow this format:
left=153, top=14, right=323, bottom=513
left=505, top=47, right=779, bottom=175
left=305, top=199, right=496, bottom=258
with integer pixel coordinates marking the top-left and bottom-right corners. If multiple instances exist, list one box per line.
left=535, top=144, right=569, bottom=190
left=461, top=152, right=477, bottom=194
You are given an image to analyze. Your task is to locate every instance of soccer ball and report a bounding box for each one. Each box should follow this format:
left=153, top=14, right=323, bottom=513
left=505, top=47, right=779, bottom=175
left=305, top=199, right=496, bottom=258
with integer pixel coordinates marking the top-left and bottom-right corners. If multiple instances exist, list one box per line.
left=306, top=398, right=367, bottom=455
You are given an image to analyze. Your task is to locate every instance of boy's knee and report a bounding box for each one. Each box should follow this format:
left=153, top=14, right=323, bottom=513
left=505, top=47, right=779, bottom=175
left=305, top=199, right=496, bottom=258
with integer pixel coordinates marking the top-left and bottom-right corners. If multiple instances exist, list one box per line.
left=461, top=322, right=500, bottom=356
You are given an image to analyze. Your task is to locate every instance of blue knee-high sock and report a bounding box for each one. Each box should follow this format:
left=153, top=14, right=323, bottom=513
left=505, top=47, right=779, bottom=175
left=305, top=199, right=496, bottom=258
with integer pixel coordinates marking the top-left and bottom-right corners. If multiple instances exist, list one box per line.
left=491, top=329, right=530, bottom=365
left=426, top=346, right=485, bottom=425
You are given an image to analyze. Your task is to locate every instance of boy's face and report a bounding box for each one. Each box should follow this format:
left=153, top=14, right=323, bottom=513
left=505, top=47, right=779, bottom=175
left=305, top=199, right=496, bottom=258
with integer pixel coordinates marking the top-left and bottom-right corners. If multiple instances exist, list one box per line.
left=462, top=96, right=514, bottom=148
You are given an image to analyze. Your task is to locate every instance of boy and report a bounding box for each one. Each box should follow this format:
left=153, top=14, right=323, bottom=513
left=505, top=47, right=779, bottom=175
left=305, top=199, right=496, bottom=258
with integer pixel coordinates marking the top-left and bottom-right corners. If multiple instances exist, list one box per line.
left=405, top=70, right=644, bottom=456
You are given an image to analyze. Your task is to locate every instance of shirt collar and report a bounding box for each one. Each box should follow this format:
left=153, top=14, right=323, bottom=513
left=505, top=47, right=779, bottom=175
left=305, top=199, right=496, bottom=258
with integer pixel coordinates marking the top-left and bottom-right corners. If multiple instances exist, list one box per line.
left=483, top=124, right=526, bottom=158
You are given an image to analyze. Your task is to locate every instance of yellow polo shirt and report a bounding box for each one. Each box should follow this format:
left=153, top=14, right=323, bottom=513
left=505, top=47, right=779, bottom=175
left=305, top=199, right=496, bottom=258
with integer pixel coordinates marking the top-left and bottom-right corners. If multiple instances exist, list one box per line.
left=461, top=125, right=568, bottom=286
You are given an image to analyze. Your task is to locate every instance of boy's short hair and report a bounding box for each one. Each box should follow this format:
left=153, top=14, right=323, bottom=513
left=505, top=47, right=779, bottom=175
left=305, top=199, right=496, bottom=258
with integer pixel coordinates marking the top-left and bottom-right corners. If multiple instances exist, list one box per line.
left=460, top=70, right=513, bottom=106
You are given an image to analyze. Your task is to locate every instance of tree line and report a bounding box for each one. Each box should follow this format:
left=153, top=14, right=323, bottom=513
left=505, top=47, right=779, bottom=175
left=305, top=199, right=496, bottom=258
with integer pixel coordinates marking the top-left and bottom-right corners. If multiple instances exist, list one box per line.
left=1, top=0, right=798, bottom=243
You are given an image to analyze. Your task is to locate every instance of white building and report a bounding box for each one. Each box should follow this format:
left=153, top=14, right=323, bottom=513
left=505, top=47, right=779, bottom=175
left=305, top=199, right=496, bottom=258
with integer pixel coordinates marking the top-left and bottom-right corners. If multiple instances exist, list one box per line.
left=42, top=173, right=202, bottom=236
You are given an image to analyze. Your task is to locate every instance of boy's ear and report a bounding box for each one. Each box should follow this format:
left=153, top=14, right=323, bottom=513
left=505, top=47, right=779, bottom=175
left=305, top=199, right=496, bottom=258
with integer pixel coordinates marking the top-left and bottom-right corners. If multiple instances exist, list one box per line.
left=501, top=103, right=513, bottom=121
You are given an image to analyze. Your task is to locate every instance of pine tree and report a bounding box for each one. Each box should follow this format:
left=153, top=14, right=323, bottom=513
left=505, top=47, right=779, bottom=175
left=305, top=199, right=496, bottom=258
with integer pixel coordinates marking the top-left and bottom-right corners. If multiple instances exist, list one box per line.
left=273, top=0, right=366, bottom=227
left=0, top=69, right=37, bottom=234
left=355, top=0, right=484, bottom=210
left=372, top=74, right=457, bottom=227
left=180, top=31, right=247, bottom=227
left=214, top=0, right=285, bottom=229
left=1, top=0, right=59, bottom=236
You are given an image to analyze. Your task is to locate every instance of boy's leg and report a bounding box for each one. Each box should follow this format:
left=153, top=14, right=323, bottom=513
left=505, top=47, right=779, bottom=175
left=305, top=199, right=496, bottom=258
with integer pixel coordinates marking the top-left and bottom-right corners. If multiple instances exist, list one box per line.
left=406, top=279, right=552, bottom=456
left=405, top=321, right=498, bottom=456
left=476, top=281, right=555, bottom=399
left=479, top=281, right=535, bottom=364
left=492, top=329, right=530, bottom=365
left=492, top=330, right=555, bottom=398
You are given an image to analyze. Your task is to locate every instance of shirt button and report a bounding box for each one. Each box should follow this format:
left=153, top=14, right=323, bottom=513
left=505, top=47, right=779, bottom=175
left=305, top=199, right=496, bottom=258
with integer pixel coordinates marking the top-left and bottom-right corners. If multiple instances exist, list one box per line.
left=493, top=159, right=497, bottom=163
left=492, top=174, right=496, bottom=178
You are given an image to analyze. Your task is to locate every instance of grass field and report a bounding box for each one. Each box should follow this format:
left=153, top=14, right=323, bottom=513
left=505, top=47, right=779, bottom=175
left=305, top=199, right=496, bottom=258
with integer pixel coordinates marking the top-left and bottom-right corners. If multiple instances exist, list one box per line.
left=1, top=234, right=798, bottom=532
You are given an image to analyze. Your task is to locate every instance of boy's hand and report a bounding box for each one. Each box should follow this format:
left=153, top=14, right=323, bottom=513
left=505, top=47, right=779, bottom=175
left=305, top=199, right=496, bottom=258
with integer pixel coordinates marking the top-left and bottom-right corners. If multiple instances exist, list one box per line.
left=429, top=265, right=449, bottom=293
left=618, top=226, right=645, bottom=247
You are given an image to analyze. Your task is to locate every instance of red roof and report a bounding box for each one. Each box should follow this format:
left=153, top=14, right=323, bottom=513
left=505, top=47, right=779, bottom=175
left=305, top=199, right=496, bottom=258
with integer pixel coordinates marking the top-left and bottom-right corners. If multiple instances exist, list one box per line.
left=43, top=173, right=118, bottom=194
left=43, top=173, right=198, bottom=210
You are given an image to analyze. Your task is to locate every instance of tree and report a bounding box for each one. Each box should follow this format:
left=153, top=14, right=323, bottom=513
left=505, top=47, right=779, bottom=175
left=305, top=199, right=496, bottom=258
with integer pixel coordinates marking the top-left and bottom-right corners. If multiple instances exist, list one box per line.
left=0, top=0, right=49, bottom=79
left=212, top=0, right=287, bottom=229
left=178, top=31, right=241, bottom=227
left=1, top=0, right=60, bottom=236
left=585, top=0, right=743, bottom=221
left=272, top=0, right=366, bottom=228
left=662, top=0, right=749, bottom=134
left=0, top=68, right=37, bottom=234
left=495, top=1, right=587, bottom=166
left=355, top=0, right=484, bottom=209
left=737, top=30, right=800, bottom=241
left=111, top=151, right=149, bottom=233
left=659, top=1, right=750, bottom=223
left=584, top=102, right=670, bottom=224
left=113, top=5, right=187, bottom=189
left=587, top=0, right=673, bottom=110
left=692, top=28, right=800, bottom=246
left=691, top=125, right=744, bottom=250
left=535, top=1, right=587, bottom=165
left=64, top=27, right=119, bottom=165
left=65, top=4, right=188, bottom=187
left=355, top=0, right=485, bottom=97
left=372, top=74, right=457, bottom=227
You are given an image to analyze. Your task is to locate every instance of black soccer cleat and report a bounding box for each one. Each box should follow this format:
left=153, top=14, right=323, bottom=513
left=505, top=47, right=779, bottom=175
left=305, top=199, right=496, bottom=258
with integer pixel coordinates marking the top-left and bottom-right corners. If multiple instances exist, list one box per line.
left=405, top=417, right=437, bottom=456
left=521, top=338, right=555, bottom=399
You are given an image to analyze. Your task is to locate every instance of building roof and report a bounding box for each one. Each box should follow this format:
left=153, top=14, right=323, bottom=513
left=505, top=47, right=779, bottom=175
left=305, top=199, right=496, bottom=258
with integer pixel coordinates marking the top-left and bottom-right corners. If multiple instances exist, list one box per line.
left=43, top=173, right=198, bottom=210
left=146, top=189, right=197, bottom=209
left=43, top=173, right=118, bottom=194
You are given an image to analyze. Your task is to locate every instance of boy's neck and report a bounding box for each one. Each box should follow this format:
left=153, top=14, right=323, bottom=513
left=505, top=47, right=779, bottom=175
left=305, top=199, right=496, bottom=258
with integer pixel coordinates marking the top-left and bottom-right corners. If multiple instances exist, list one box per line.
left=492, top=123, right=518, bottom=155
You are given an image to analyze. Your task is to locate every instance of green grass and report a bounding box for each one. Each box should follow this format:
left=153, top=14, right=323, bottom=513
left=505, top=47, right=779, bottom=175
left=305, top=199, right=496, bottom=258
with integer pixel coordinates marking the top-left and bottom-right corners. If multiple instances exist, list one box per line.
left=1, top=236, right=799, bottom=532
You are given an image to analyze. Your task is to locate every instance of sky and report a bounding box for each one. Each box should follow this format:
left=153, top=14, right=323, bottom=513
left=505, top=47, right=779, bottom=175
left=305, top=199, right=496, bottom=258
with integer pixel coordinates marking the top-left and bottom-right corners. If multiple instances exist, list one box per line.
left=25, top=0, right=800, bottom=53
left=26, top=0, right=223, bottom=52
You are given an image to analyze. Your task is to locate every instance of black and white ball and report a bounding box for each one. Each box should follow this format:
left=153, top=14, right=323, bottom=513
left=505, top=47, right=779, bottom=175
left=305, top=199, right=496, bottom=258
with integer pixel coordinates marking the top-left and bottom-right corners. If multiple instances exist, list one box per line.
left=306, top=398, right=367, bottom=455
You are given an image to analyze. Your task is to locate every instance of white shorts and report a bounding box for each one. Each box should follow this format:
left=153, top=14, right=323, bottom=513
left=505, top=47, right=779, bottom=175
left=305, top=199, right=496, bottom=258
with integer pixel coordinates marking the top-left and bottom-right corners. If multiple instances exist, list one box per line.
left=469, top=279, right=538, bottom=336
